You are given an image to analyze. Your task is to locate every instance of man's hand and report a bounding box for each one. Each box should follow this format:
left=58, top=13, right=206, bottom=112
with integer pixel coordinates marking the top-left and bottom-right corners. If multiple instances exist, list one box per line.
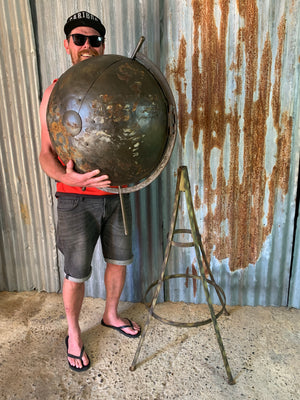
left=63, top=160, right=111, bottom=188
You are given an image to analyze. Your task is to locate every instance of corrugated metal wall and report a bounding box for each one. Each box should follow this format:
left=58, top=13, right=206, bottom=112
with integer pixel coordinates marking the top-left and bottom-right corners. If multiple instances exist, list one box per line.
left=1, top=0, right=299, bottom=308
left=161, top=0, right=300, bottom=307
left=0, top=0, right=59, bottom=292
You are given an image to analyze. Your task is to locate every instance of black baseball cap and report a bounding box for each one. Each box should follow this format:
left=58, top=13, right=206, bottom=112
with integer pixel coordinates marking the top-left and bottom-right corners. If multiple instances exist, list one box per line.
left=64, top=11, right=106, bottom=37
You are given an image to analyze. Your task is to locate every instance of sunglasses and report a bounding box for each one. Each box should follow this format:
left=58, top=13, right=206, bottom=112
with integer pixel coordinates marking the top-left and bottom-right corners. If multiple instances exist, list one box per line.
left=68, top=34, right=104, bottom=48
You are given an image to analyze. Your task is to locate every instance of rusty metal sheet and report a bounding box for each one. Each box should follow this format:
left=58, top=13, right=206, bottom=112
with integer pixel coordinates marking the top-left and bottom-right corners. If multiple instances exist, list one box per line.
left=161, top=0, right=300, bottom=306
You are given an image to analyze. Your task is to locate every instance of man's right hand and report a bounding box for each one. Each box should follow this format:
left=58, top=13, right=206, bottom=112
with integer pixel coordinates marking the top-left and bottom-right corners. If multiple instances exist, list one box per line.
left=63, top=160, right=111, bottom=189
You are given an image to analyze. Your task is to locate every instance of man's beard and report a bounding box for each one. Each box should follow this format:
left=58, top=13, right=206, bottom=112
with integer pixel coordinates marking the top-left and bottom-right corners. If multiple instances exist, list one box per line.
left=72, top=49, right=99, bottom=64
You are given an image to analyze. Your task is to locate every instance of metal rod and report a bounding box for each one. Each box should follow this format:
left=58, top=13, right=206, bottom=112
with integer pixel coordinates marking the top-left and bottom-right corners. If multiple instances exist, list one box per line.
left=130, top=168, right=182, bottom=371
left=131, top=36, right=145, bottom=59
left=118, top=186, right=128, bottom=236
left=181, top=166, right=235, bottom=384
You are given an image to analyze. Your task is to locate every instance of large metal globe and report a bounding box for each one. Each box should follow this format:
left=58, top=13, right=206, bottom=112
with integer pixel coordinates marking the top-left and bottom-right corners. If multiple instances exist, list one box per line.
left=47, top=53, right=176, bottom=190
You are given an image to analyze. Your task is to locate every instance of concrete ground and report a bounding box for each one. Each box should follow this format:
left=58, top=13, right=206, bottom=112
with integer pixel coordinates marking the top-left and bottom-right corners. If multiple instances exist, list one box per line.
left=0, top=291, right=299, bottom=400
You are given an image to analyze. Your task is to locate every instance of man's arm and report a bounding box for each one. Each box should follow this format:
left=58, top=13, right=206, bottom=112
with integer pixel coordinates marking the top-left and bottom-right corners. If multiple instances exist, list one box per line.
left=39, top=82, right=111, bottom=188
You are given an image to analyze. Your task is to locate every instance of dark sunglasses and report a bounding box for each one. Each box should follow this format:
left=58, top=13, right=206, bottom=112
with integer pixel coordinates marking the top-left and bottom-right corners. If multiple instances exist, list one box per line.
left=68, top=34, right=104, bottom=48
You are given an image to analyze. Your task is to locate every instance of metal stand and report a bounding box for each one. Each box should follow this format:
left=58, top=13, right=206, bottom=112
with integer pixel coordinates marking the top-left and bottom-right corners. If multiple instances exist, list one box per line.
left=130, top=166, right=235, bottom=385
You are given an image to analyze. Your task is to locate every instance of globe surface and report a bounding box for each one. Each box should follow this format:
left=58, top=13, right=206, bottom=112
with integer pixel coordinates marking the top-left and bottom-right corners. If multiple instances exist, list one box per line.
left=47, top=54, right=169, bottom=186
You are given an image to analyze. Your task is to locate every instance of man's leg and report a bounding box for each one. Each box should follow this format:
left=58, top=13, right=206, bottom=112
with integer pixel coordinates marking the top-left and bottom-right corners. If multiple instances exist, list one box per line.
left=63, top=278, right=90, bottom=369
left=102, top=263, right=140, bottom=335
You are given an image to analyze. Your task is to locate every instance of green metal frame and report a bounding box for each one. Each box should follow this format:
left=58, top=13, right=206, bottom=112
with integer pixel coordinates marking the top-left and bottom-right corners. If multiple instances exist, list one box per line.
left=130, top=166, right=235, bottom=385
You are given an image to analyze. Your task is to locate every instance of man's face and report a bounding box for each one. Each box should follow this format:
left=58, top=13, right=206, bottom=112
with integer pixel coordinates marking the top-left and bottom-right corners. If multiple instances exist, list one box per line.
left=64, top=26, right=105, bottom=65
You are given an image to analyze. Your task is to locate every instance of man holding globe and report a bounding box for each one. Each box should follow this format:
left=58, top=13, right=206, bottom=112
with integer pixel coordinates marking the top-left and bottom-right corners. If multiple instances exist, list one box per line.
left=39, top=11, right=141, bottom=373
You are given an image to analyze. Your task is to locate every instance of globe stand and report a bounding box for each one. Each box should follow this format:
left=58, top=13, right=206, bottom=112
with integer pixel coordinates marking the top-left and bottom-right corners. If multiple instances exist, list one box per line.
left=130, top=166, right=235, bottom=385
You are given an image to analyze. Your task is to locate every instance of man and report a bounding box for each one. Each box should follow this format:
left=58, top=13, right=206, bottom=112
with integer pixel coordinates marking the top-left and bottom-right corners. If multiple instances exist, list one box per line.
left=39, top=11, right=141, bottom=372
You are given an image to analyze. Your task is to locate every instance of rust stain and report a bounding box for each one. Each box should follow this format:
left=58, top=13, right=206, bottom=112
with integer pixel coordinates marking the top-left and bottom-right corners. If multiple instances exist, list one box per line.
left=194, top=185, right=201, bottom=210
left=192, top=263, right=198, bottom=297
left=20, top=203, right=30, bottom=225
left=168, top=35, right=189, bottom=144
left=169, top=1, right=293, bottom=271
left=184, top=264, right=199, bottom=297
left=185, top=266, right=189, bottom=288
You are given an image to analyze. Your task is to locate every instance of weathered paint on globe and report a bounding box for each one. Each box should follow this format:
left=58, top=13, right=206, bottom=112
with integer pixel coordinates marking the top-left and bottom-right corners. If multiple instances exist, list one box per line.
left=47, top=54, right=169, bottom=186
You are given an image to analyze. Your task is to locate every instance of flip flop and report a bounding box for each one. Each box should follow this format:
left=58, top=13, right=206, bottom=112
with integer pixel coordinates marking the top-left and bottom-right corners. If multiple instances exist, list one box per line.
left=65, top=336, right=91, bottom=372
left=101, top=318, right=141, bottom=338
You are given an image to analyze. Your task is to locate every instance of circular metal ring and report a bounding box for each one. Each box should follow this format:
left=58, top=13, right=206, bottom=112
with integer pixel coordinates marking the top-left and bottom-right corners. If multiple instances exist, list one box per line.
left=171, top=229, right=194, bottom=248
left=143, top=274, right=227, bottom=327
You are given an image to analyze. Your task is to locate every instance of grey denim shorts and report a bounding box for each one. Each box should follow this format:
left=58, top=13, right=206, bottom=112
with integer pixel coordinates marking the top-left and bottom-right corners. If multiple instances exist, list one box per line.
left=56, top=194, right=133, bottom=282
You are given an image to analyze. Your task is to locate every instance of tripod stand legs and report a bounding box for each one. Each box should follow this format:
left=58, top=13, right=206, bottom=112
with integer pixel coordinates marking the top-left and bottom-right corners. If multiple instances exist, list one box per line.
left=130, top=166, right=235, bottom=384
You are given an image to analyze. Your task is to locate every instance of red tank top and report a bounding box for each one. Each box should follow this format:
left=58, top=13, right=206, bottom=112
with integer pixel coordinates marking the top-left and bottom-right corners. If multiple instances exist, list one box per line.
left=56, top=182, right=114, bottom=196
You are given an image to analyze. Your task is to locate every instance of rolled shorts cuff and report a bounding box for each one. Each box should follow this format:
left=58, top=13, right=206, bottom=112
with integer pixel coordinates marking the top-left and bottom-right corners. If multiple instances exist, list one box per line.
left=104, top=257, right=133, bottom=266
left=64, top=268, right=92, bottom=283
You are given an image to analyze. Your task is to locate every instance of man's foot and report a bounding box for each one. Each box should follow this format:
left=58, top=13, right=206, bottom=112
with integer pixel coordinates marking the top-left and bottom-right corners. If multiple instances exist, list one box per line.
left=65, top=335, right=90, bottom=371
left=101, top=317, right=141, bottom=338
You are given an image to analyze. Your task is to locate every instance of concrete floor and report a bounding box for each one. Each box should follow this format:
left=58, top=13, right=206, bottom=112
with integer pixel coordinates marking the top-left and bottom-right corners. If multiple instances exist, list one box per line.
left=0, top=291, right=299, bottom=400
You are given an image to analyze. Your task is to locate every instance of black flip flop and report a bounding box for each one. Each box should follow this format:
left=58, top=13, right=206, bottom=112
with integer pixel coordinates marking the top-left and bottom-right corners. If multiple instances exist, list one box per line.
left=101, top=318, right=141, bottom=338
left=65, top=336, right=91, bottom=372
